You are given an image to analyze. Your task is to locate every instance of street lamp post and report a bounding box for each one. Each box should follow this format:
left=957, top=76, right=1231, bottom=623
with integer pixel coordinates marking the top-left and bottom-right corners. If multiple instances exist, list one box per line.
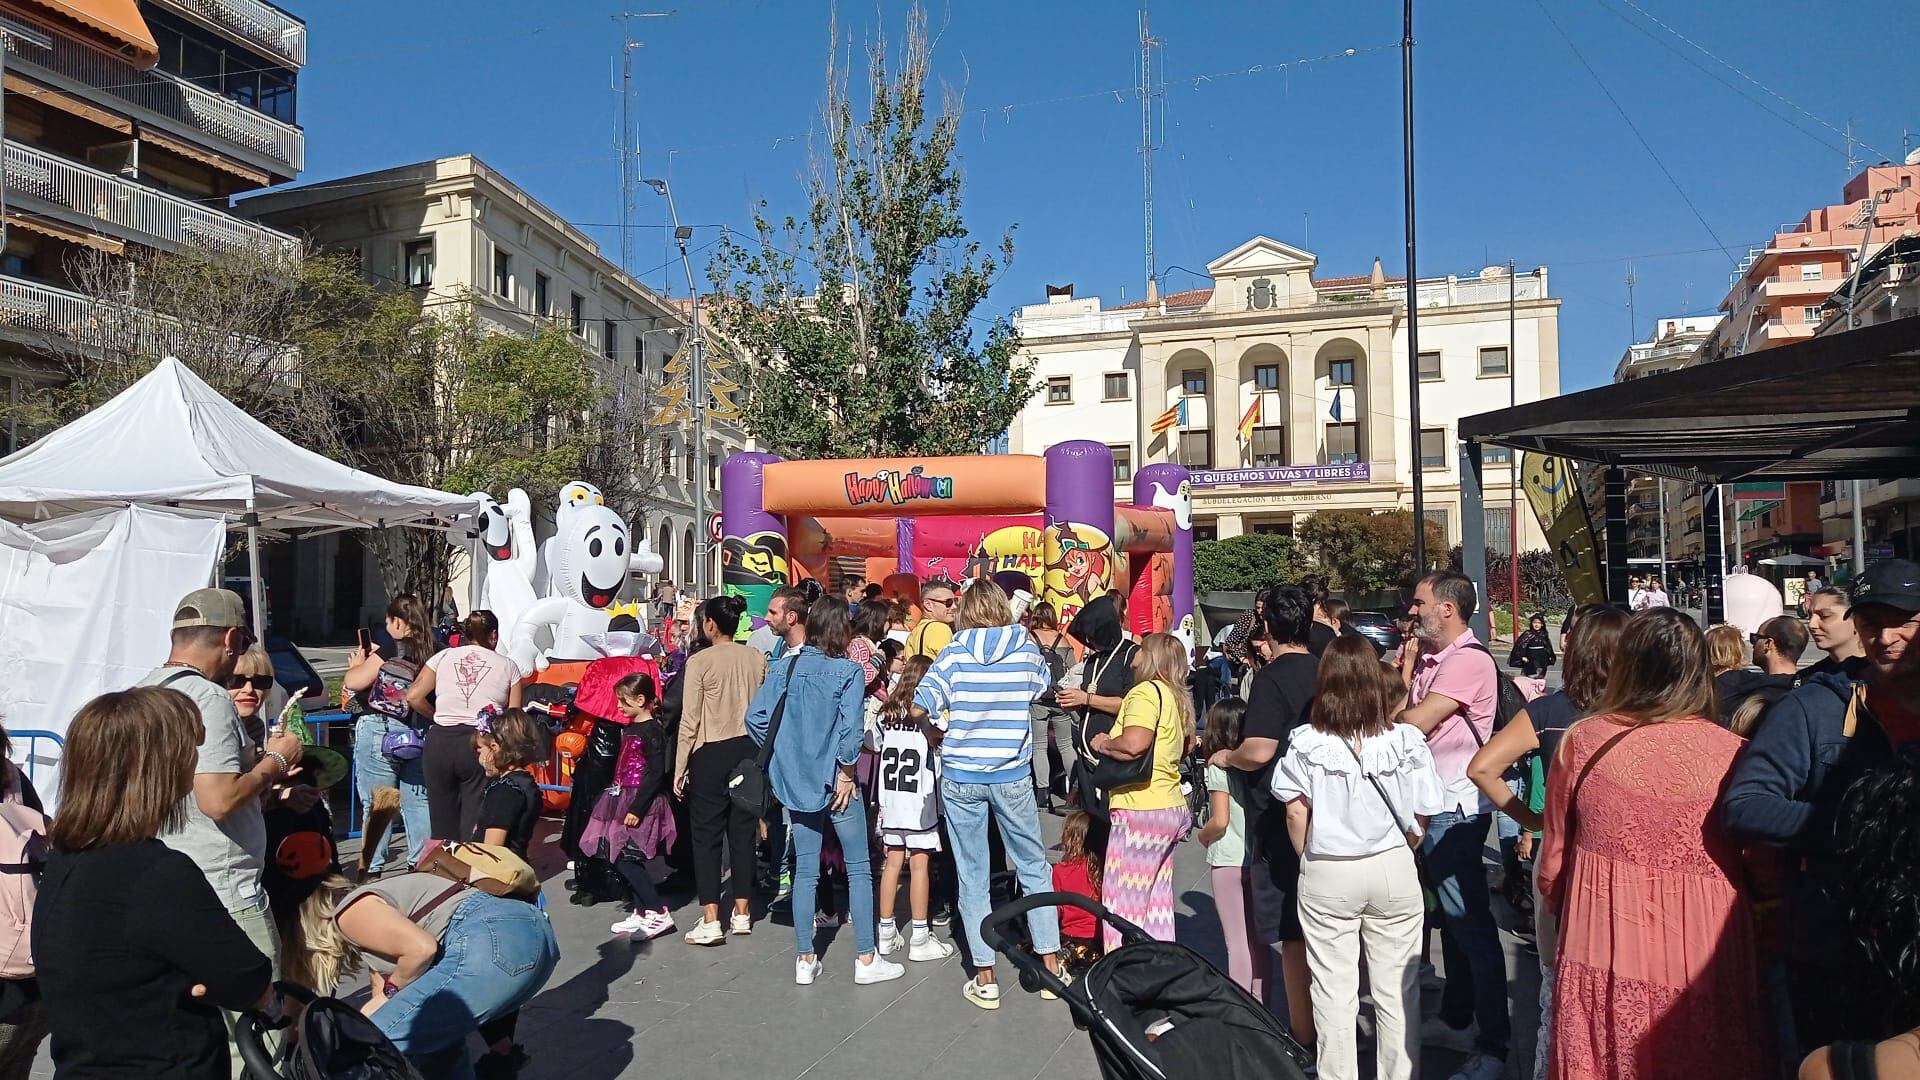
left=1401, top=0, right=1426, bottom=572
left=645, top=178, right=709, bottom=597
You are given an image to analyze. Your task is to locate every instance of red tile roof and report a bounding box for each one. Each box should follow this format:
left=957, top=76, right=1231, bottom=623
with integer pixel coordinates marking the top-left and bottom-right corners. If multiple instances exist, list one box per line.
left=1113, top=287, right=1213, bottom=311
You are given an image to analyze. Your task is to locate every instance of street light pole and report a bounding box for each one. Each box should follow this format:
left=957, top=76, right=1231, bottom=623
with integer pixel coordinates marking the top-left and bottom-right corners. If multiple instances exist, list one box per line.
left=1401, top=0, right=1426, bottom=572
left=1508, top=261, right=1520, bottom=633
left=647, top=178, right=708, bottom=596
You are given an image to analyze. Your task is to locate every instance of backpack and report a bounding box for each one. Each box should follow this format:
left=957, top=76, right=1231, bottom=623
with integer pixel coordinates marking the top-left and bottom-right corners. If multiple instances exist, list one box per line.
left=0, top=767, right=48, bottom=980
left=1462, top=642, right=1527, bottom=741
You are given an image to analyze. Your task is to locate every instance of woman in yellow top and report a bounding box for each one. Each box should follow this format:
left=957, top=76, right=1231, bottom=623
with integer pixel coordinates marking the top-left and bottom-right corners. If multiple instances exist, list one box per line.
left=1089, top=632, right=1194, bottom=948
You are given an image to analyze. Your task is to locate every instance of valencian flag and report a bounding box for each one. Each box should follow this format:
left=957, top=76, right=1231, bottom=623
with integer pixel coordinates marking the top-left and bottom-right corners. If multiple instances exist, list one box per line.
left=1237, top=396, right=1261, bottom=443
left=1150, top=399, right=1187, bottom=434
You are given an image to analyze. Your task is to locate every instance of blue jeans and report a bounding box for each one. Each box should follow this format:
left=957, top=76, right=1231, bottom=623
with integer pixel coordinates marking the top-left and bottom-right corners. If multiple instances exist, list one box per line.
left=940, top=775, right=1060, bottom=970
left=1419, top=810, right=1510, bottom=1059
left=789, top=801, right=876, bottom=956
left=354, top=714, right=429, bottom=873
left=373, top=893, right=559, bottom=1080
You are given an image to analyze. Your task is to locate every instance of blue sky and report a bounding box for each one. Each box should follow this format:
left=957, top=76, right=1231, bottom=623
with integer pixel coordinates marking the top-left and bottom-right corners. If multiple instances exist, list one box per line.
left=293, top=0, right=1918, bottom=391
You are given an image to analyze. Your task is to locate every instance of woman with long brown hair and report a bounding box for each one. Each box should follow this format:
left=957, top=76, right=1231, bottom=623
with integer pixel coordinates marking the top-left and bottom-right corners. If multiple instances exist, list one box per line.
left=1272, top=635, right=1445, bottom=1080
left=345, top=593, right=437, bottom=875
left=34, top=687, right=275, bottom=1079
left=1090, top=631, right=1196, bottom=948
left=1538, top=607, right=1769, bottom=1079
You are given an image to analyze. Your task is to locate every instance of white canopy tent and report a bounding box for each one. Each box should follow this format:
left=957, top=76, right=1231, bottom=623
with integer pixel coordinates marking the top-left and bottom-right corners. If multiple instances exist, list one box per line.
left=0, top=357, right=478, bottom=636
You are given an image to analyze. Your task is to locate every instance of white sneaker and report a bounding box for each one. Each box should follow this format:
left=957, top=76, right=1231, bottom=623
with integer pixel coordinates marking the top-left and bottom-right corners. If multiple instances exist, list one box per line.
left=962, top=976, right=1001, bottom=1010
left=609, top=911, right=649, bottom=935
left=854, top=954, right=905, bottom=985
left=814, top=912, right=840, bottom=929
left=1420, top=1016, right=1477, bottom=1054
left=636, top=911, right=675, bottom=941
left=729, top=912, right=753, bottom=936
left=795, top=956, right=822, bottom=986
left=1039, top=967, right=1073, bottom=1001
left=878, top=925, right=907, bottom=956
left=684, top=919, right=725, bottom=947
left=907, top=934, right=954, bottom=962
left=1448, top=1053, right=1505, bottom=1080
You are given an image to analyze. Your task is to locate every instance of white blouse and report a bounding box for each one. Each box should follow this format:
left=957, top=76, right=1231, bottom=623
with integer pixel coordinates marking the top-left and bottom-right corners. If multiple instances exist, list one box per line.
left=1271, top=724, right=1448, bottom=858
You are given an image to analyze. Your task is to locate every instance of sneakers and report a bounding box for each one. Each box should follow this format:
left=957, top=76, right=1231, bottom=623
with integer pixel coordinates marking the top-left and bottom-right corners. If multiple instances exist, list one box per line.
left=683, top=919, right=725, bottom=947
left=610, top=910, right=673, bottom=940
left=776, top=869, right=793, bottom=900
left=854, top=954, right=906, bottom=985
left=814, top=912, right=842, bottom=929
left=931, top=903, right=954, bottom=928
left=730, top=912, right=753, bottom=936
left=795, top=956, right=822, bottom=986
left=1448, top=1053, right=1505, bottom=1080
left=1039, top=968, right=1073, bottom=1001
left=962, top=976, right=1001, bottom=1010
left=907, top=934, right=954, bottom=963
left=1419, top=1016, right=1477, bottom=1054
left=878, top=925, right=907, bottom=956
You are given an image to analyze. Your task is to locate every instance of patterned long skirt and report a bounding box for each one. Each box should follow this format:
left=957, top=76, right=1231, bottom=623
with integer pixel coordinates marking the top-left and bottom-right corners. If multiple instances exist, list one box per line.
left=1103, top=805, right=1191, bottom=951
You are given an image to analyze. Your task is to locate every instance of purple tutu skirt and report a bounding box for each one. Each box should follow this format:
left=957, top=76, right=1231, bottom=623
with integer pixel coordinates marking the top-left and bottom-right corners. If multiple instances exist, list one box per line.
left=578, top=789, right=677, bottom=862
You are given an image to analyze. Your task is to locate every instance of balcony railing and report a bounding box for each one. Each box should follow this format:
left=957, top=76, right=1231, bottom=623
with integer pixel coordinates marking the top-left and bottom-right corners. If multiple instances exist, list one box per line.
left=158, top=0, right=305, bottom=66
left=0, top=12, right=303, bottom=174
left=0, top=274, right=294, bottom=374
left=5, top=140, right=300, bottom=258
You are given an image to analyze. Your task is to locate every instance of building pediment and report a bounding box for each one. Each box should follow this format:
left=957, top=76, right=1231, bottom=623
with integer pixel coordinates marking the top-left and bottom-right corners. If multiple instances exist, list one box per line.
left=1206, top=235, right=1318, bottom=277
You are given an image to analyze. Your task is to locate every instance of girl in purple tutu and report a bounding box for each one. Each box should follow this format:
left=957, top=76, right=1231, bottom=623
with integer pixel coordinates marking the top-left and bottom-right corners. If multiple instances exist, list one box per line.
left=581, top=672, right=679, bottom=940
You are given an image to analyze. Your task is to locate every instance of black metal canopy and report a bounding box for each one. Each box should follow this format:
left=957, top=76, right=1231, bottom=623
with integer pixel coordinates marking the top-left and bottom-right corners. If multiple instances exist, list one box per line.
left=1458, top=316, right=1920, bottom=484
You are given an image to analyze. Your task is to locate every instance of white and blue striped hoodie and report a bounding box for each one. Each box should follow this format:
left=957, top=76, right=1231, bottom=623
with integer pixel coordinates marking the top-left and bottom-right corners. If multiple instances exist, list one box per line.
left=913, top=623, right=1050, bottom=784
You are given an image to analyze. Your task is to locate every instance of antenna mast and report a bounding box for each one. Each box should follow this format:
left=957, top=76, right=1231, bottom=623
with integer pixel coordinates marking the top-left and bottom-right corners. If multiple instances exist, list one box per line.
left=618, top=36, right=641, bottom=274
left=1139, top=11, right=1163, bottom=299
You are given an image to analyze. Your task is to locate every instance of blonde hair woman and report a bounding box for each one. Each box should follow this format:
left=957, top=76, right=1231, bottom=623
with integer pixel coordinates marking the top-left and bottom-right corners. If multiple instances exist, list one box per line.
left=1089, top=631, right=1195, bottom=948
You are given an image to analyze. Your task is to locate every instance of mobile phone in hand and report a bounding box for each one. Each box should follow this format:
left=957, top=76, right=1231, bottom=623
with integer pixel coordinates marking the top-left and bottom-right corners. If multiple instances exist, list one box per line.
left=357, top=628, right=375, bottom=656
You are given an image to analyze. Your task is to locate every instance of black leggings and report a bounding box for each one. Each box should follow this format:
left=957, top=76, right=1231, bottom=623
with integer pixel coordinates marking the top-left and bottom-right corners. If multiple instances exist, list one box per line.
left=422, top=724, right=487, bottom=841
left=613, top=856, right=664, bottom=912
left=686, top=736, right=760, bottom=908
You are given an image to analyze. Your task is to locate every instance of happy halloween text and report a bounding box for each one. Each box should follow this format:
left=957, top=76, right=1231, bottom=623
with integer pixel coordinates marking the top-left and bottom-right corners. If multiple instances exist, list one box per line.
left=843, top=466, right=955, bottom=507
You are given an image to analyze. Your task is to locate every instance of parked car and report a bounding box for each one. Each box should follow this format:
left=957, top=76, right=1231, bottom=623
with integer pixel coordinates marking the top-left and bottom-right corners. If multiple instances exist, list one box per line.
left=1348, top=610, right=1402, bottom=657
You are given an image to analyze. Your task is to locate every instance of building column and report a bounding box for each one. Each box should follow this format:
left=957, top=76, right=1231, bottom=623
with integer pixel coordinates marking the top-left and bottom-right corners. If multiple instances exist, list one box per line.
left=1215, top=513, right=1246, bottom=539
left=1213, top=340, right=1240, bottom=469
left=1365, top=323, right=1397, bottom=478
left=1139, top=347, right=1168, bottom=465
left=1288, top=337, right=1315, bottom=466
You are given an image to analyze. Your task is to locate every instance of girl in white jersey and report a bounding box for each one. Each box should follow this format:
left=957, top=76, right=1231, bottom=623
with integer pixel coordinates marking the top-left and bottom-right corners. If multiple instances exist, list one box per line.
left=867, top=655, right=955, bottom=961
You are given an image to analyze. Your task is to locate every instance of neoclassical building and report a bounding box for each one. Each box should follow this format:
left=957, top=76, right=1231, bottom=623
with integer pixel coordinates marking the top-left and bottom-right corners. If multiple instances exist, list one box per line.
left=1009, top=237, right=1560, bottom=551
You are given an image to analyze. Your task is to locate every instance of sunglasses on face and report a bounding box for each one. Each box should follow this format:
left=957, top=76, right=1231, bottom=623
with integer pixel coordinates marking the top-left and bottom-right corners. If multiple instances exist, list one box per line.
left=227, top=674, right=273, bottom=691
left=924, top=595, right=956, bottom=608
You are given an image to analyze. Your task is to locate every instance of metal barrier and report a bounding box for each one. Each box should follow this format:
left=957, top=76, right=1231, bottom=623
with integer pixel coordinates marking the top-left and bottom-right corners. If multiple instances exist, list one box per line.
left=8, top=729, right=63, bottom=794
left=301, top=710, right=362, bottom=840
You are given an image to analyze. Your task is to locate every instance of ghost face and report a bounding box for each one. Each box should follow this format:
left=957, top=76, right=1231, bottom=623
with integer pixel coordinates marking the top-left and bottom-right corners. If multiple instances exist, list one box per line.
left=556, top=505, right=633, bottom=609
left=468, top=493, right=512, bottom=561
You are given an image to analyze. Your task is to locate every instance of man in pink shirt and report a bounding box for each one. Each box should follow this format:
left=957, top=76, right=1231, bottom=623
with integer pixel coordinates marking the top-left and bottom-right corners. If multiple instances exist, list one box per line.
left=1395, top=570, right=1507, bottom=1080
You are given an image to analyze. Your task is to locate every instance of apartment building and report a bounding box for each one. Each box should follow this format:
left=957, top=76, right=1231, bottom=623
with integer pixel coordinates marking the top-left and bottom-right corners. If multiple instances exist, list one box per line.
left=1705, top=157, right=1920, bottom=563
left=1612, top=316, right=1718, bottom=566
left=0, top=0, right=305, bottom=450
left=240, top=155, right=747, bottom=631
left=1009, top=236, right=1559, bottom=552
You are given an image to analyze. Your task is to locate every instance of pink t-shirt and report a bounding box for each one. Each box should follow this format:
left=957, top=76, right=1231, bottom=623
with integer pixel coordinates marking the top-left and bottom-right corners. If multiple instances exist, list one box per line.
left=1407, top=629, right=1498, bottom=815
left=424, top=645, right=523, bottom=727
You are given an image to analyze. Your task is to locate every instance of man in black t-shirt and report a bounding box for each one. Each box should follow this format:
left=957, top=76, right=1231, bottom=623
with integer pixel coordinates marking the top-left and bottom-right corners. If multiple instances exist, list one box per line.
left=1209, top=583, right=1318, bottom=1041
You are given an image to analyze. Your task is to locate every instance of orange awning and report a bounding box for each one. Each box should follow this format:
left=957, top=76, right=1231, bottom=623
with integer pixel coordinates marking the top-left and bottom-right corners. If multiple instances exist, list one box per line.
left=17, top=0, right=158, bottom=68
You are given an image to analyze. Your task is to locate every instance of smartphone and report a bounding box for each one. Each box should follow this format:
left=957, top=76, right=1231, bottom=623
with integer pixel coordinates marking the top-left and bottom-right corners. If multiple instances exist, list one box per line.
left=356, top=627, right=373, bottom=654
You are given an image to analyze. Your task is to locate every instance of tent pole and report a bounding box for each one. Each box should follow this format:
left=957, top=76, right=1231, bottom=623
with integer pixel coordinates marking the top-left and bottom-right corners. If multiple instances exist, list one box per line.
left=245, top=494, right=265, bottom=642
left=469, top=530, right=482, bottom=615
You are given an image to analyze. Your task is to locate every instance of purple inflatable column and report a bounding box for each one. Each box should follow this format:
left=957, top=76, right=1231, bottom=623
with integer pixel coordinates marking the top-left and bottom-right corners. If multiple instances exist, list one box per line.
left=896, top=517, right=917, bottom=576
left=1042, top=442, right=1117, bottom=628
left=720, top=452, right=787, bottom=631
left=1134, top=463, right=1195, bottom=642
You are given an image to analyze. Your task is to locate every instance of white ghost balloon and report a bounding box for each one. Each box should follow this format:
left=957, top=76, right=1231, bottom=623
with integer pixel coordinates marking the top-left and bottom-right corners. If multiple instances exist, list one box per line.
left=1149, top=479, right=1193, bottom=532
left=508, top=481, right=657, bottom=670
left=464, top=488, right=538, bottom=639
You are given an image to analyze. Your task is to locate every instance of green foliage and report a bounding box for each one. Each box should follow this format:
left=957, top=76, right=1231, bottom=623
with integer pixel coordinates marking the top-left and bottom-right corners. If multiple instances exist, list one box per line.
left=706, top=6, right=1038, bottom=459
left=1295, top=510, right=1446, bottom=592
left=1194, top=533, right=1306, bottom=594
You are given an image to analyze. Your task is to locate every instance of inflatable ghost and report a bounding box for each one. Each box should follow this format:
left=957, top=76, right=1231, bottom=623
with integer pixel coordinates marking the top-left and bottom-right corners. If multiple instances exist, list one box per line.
left=462, top=488, right=538, bottom=638
left=508, top=480, right=663, bottom=671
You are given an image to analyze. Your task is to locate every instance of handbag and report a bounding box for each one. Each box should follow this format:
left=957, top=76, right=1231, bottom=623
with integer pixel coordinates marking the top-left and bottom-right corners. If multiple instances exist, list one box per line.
left=728, top=657, right=799, bottom=817
left=1082, top=683, right=1162, bottom=792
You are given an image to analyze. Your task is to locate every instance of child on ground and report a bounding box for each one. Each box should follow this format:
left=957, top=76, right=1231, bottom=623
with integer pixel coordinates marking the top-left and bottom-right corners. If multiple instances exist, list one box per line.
left=1196, top=696, right=1265, bottom=1001
left=871, top=655, right=955, bottom=961
left=581, top=673, right=678, bottom=940
left=1051, top=810, right=1104, bottom=977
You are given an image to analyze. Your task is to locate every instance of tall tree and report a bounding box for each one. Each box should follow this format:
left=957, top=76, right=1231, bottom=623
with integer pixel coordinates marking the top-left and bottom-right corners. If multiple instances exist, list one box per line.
left=707, top=5, right=1037, bottom=459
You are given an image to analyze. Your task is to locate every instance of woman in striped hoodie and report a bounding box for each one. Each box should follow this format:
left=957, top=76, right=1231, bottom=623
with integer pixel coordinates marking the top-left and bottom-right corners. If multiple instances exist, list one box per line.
left=913, top=579, right=1069, bottom=1010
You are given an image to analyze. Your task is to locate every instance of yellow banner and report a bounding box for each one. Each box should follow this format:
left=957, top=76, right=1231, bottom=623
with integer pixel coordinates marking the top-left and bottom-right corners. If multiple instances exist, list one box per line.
left=1521, top=452, right=1606, bottom=606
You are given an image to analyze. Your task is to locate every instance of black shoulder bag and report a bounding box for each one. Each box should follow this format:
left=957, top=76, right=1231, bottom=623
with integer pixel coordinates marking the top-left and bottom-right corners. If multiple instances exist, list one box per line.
left=728, top=658, right=799, bottom=817
left=1083, top=682, right=1163, bottom=792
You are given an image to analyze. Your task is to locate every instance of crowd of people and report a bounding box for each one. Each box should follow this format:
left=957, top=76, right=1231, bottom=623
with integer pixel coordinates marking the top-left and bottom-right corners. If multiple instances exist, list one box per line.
left=10, top=552, right=1920, bottom=1080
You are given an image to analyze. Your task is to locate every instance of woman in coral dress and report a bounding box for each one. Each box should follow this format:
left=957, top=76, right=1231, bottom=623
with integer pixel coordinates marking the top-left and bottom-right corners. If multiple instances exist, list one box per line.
left=1538, top=607, right=1772, bottom=1080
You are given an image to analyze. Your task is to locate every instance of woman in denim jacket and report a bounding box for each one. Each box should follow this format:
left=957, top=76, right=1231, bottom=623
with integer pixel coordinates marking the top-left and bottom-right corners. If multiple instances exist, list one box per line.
left=748, top=599, right=906, bottom=988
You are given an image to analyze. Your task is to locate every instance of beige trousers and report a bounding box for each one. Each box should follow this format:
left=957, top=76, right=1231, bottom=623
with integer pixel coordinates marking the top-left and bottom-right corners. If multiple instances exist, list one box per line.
left=1296, top=844, right=1425, bottom=1080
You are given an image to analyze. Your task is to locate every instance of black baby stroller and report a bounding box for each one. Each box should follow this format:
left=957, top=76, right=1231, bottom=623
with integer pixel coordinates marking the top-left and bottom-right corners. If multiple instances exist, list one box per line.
left=983, top=892, right=1309, bottom=1080
left=237, top=982, right=423, bottom=1080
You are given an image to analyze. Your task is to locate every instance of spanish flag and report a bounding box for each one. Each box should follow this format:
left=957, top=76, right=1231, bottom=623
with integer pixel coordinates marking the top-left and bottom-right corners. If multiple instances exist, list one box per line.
left=1237, top=396, right=1261, bottom=443
left=1150, top=399, right=1187, bottom=434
